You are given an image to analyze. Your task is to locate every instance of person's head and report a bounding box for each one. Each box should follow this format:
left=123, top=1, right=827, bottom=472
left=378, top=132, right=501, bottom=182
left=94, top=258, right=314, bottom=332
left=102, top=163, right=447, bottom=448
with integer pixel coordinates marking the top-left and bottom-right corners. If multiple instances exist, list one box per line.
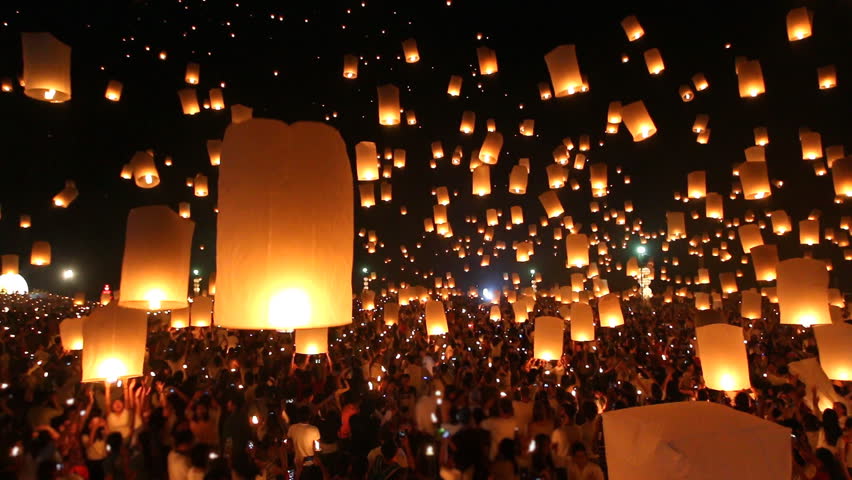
left=814, top=447, right=839, bottom=473
left=570, top=442, right=588, bottom=467
left=111, top=397, right=125, bottom=414
left=497, top=438, right=515, bottom=461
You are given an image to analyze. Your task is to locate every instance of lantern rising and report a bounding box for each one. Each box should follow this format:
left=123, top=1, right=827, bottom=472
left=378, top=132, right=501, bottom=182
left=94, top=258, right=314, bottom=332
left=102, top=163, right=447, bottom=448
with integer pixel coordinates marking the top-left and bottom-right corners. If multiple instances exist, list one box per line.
left=21, top=32, right=71, bottom=103
left=295, top=328, right=329, bottom=355
left=777, top=258, right=831, bottom=326
left=81, top=303, right=148, bottom=383
left=533, top=316, right=565, bottom=360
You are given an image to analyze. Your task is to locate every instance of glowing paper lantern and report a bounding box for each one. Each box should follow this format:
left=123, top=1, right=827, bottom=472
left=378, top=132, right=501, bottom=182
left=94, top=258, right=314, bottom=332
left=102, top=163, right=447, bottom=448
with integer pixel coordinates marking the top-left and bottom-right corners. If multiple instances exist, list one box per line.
left=753, top=127, right=769, bottom=146
left=343, top=54, right=358, bottom=79
left=570, top=302, right=595, bottom=341
left=695, top=293, right=711, bottom=311
left=401, top=38, right=420, bottom=63
left=813, top=324, right=852, bottom=380
left=544, top=45, right=584, bottom=97
left=53, top=180, right=79, bottom=207
left=687, top=171, right=706, bottom=199
left=216, top=120, right=353, bottom=330
left=384, top=302, right=399, bottom=326
left=59, top=316, right=84, bottom=350
left=620, top=15, right=645, bottom=41
left=643, top=48, right=664, bottom=75
left=590, top=163, right=607, bottom=191
left=431, top=141, right=444, bottom=159
left=539, top=191, right=564, bottom=218
left=447, top=75, right=462, bottom=96
left=679, top=85, right=694, bottom=102
left=799, top=219, right=820, bottom=245
left=119, top=206, right=194, bottom=311
left=425, top=300, right=448, bottom=335
left=565, top=234, right=589, bottom=268
left=740, top=162, right=771, bottom=199
left=667, top=211, right=686, bottom=240
left=800, top=131, right=823, bottom=160
left=479, top=132, right=503, bottom=164
left=1, top=255, right=19, bottom=275
left=170, top=308, right=189, bottom=329
left=509, top=165, right=528, bottom=194
left=738, top=224, right=763, bottom=253
left=193, top=174, right=209, bottom=197
left=178, top=88, right=200, bottom=115
left=209, top=88, right=225, bottom=110
left=832, top=157, right=852, bottom=197
left=621, top=100, right=656, bottom=141
left=770, top=210, right=791, bottom=234
left=105, top=80, right=123, bottom=101
left=377, top=84, right=401, bottom=126
left=476, top=47, right=498, bottom=75
left=533, top=316, right=564, bottom=360
left=737, top=60, right=765, bottom=98
left=598, top=294, right=624, bottom=327
left=719, top=272, right=738, bottom=294
left=185, top=62, right=200, bottom=85
left=207, top=140, right=222, bottom=166
left=295, top=328, right=328, bottom=355
left=81, top=303, right=148, bottom=382
left=777, top=258, right=831, bottom=326
left=706, top=193, right=724, bottom=219
left=459, top=110, right=475, bottom=134
left=472, top=165, right=491, bottom=196
left=692, top=73, right=709, bottom=91
left=30, top=241, right=51, bottom=266
left=751, top=245, right=779, bottom=282
left=131, top=151, right=160, bottom=188
left=359, top=183, right=375, bottom=208
left=178, top=202, right=191, bottom=219
left=355, top=141, right=379, bottom=181
left=696, top=324, right=750, bottom=391
left=786, top=7, right=812, bottom=42
left=21, top=32, right=71, bottom=102
left=741, top=289, right=763, bottom=319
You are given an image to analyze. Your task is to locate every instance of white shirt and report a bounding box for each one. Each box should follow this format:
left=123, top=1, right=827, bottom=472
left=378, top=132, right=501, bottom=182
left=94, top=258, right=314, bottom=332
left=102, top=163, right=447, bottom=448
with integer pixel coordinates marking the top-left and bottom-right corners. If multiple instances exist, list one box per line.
left=167, top=450, right=191, bottom=480
left=107, top=409, right=133, bottom=441
left=415, top=396, right=438, bottom=435
left=287, top=423, right=321, bottom=464
left=480, top=416, right=518, bottom=460
left=569, top=461, right=604, bottom=480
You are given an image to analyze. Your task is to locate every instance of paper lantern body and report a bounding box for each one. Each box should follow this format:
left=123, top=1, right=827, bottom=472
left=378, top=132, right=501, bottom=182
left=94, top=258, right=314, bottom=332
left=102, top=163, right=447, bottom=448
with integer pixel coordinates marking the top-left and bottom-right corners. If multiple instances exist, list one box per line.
left=384, top=302, right=399, bottom=326
left=425, top=300, right=448, bottom=335
left=194, top=174, right=209, bottom=197
left=565, top=234, right=589, bottom=267
left=539, top=191, right=564, bottom=218
left=190, top=296, right=213, bottom=327
left=509, top=165, right=528, bottom=194
left=620, top=15, right=644, bottom=41
left=697, top=324, right=750, bottom=391
left=598, top=294, right=624, bottom=327
left=799, top=219, right=820, bottom=245
left=621, top=100, right=656, bottom=141
left=643, top=48, right=664, bottom=75
left=377, top=84, right=401, bottom=126
left=295, top=328, right=329, bottom=355
left=832, top=157, right=852, bottom=197
left=401, top=38, right=420, bottom=63
left=105, top=80, right=123, bottom=101
left=479, top=132, right=503, bottom=164
left=786, top=7, right=812, bottom=41
left=741, top=289, right=763, bottom=319
left=472, top=165, right=491, bottom=196
left=544, top=45, right=583, bottom=97
left=119, top=206, right=194, bottom=311
left=740, top=162, right=771, bottom=199
left=813, top=324, right=852, bottom=380
left=770, top=210, right=791, bottom=234
left=30, top=241, right=51, bottom=266
left=178, top=202, right=191, bottom=219
left=777, top=258, right=831, bottom=326
left=738, top=224, right=763, bottom=253
left=131, top=151, right=160, bottom=188
left=207, top=140, right=222, bottom=166
left=185, top=62, right=200, bottom=84
left=209, top=88, right=225, bottom=110
left=667, top=211, right=686, bottom=240
left=178, top=88, right=200, bottom=115
left=60, top=316, right=84, bottom=350
left=170, top=308, right=189, bottom=329
left=476, top=47, right=498, bottom=75
left=534, top=316, right=564, bottom=360
left=22, top=32, right=71, bottom=102
left=343, top=54, right=358, bottom=79
left=687, top=171, right=706, bottom=199
left=750, top=245, right=779, bottom=282
left=215, top=119, right=353, bottom=330
left=355, top=141, right=379, bottom=181
left=706, top=193, right=724, bottom=219
left=447, top=75, right=462, bottom=96
left=81, top=304, right=148, bottom=382
left=737, top=60, right=766, bottom=98
left=570, top=302, right=595, bottom=341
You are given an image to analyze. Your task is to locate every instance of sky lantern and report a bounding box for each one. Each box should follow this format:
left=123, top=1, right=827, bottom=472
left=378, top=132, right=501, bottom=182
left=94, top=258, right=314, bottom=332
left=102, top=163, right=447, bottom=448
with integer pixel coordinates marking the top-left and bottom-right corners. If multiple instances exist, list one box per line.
left=510, top=206, right=524, bottom=225
left=207, top=139, right=222, bottom=166
left=459, top=110, right=475, bottom=134
left=799, top=219, right=819, bottom=245
left=544, top=44, right=584, bottom=97
left=607, top=101, right=623, bottom=123
left=509, top=165, right=528, bottom=194
left=190, top=295, right=213, bottom=327
left=59, top=316, right=84, bottom=350
left=21, top=32, right=71, bottom=102
left=476, top=47, right=498, bottom=75
left=178, top=88, right=200, bottom=115
left=692, top=72, right=709, bottom=91
left=643, top=48, right=664, bottom=75
left=570, top=302, right=595, bottom=341
left=433, top=205, right=448, bottom=225
left=533, top=316, right=564, bottom=360
left=359, top=183, right=375, bottom=208
left=546, top=164, right=567, bottom=189
left=696, top=324, right=750, bottom=391
left=53, top=180, right=79, bottom=207
left=519, top=119, right=534, bottom=136
left=380, top=182, right=392, bottom=202
left=425, top=300, right=448, bottom=335
left=667, top=211, right=686, bottom=240
left=621, top=100, right=656, bottom=141
left=738, top=224, right=763, bottom=252
left=486, top=208, right=498, bottom=226
left=447, top=75, right=462, bottom=96
left=753, top=127, right=769, bottom=146
left=739, top=162, right=771, bottom=199
left=401, top=38, right=420, bottom=63
left=770, top=210, right=791, bottom=234
left=377, top=84, right=401, bottom=126
left=185, top=61, right=200, bottom=84
left=813, top=324, right=852, bottom=380
left=538, top=82, right=552, bottom=100
left=590, top=163, right=607, bottom=191
left=393, top=148, right=406, bottom=168
left=539, top=191, right=564, bottom=218
left=81, top=303, right=148, bottom=382
left=170, top=308, right=189, bottom=329
left=565, top=234, right=589, bottom=268
left=30, top=241, right=51, bottom=266
left=687, top=171, right=706, bottom=199
left=719, top=272, right=738, bottom=294
left=513, top=302, right=528, bottom=322
left=431, top=141, right=444, bottom=159
left=832, top=157, right=852, bottom=197
left=620, top=15, right=645, bottom=41
left=383, top=302, right=399, bottom=326
left=777, top=258, right=831, bottom=326
left=816, top=65, right=836, bottom=90
left=598, top=294, right=624, bottom=327
left=119, top=206, right=194, bottom=311
left=105, top=80, right=123, bottom=101
left=193, top=174, right=209, bottom=197
left=19, top=215, right=31, bottom=229
left=786, top=7, right=813, bottom=42
left=120, top=164, right=133, bottom=180
left=706, top=193, right=724, bottom=219
left=744, top=146, right=765, bottom=163
left=825, top=146, right=845, bottom=167
left=3, top=255, right=21, bottom=277
left=472, top=165, right=491, bottom=196
left=679, top=85, right=694, bottom=102
left=361, top=290, right=376, bottom=310
left=216, top=119, right=352, bottom=330
left=436, top=186, right=450, bottom=205
left=751, top=245, right=779, bottom=282
left=178, top=202, right=191, bottom=219
left=295, top=328, right=328, bottom=355
left=800, top=131, right=823, bottom=160
left=479, top=132, right=503, bottom=164
left=741, top=289, right=763, bottom=319
left=355, top=141, right=379, bottom=181
left=737, top=60, right=765, bottom=98
left=343, top=54, right=358, bottom=78
left=130, top=151, right=160, bottom=188
left=209, top=88, right=225, bottom=110
left=489, top=305, right=501, bottom=321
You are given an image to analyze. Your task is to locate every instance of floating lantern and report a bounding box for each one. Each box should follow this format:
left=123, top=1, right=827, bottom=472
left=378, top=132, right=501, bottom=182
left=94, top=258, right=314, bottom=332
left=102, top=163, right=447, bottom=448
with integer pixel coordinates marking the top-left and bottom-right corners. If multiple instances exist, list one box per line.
left=534, top=316, right=564, bottom=360
left=53, top=180, right=79, bottom=207
left=621, top=100, right=656, bottom=141
left=401, top=38, right=420, bottom=63
left=207, top=140, right=222, bottom=166
left=295, top=328, right=328, bottom=355
left=425, top=300, right=448, bottom=335
left=547, top=164, right=567, bottom=189
left=706, top=193, right=724, bottom=219
left=185, top=62, right=200, bottom=84
left=620, top=15, right=644, bottom=41
left=570, top=302, right=595, bottom=341
left=817, top=65, right=836, bottom=90
left=384, top=302, right=399, bottom=326
left=832, top=157, right=852, bottom=197
left=738, top=224, right=763, bottom=252
left=519, top=119, right=534, bottom=136
left=777, top=258, right=831, bottom=326
left=590, top=163, right=607, bottom=191
left=739, top=162, right=771, bottom=199
left=193, top=174, right=209, bottom=197
left=131, top=151, right=160, bottom=188
left=21, top=32, right=71, bottom=102
left=377, top=84, right=401, bottom=126
left=800, top=131, right=823, bottom=160
left=81, top=303, right=148, bottom=382
left=431, top=141, right=444, bottom=159
left=30, top=241, right=51, bottom=266
left=643, top=48, right=664, bottom=75
left=813, top=324, right=852, bottom=380
left=447, top=75, right=462, bottom=96
left=343, top=54, right=358, bottom=79
left=479, top=132, right=503, bottom=164
left=679, top=85, right=694, bottom=102
left=509, top=165, right=528, bottom=194
left=355, top=141, right=379, bottom=181
left=190, top=296, right=213, bottom=327
left=741, top=289, right=762, bottom=319
left=178, top=88, right=200, bottom=115
left=178, top=202, right=191, bottom=219
left=105, top=80, right=123, bottom=101
left=539, top=191, right=564, bottom=218
left=538, top=82, right=552, bottom=100
left=359, top=183, right=375, bottom=208
left=459, top=110, right=475, bottom=134
left=59, top=316, right=84, bottom=350
left=695, top=293, right=711, bottom=311
left=786, top=7, right=812, bottom=42
left=770, top=210, right=791, bottom=234
left=476, top=47, right=498, bottom=75
left=209, top=88, right=225, bottom=110
left=687, top=171, right=706, bottom=199
left=696, top=324, right=750, bottom=391
left=737, top=60, right=765, bottom=98
left=692, top=72, right=709, bottom=91
left=170, top=308, right=189, bottom=329
left=598, top=294, right=624, bottom=327
left=751, top=245, right=779, bottom=282
left=799, top=219, right=820, bottom=245
left=380, top=182, right=392, bottom=202
left=667, top=211, right=686, bottom=240
left=565, top=234, right=589, bottom=268
left=754, top=127, right=769, bottom=146
left=719, top=272, right=738, bottom=294
left=472, top=165, right=491, bottom=196
left=544, top=44, right=584, bottom=97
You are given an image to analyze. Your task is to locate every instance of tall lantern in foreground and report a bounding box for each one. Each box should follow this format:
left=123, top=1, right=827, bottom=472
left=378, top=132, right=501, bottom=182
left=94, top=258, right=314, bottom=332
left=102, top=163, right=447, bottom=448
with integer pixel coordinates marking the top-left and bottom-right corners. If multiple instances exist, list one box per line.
left=216, top=119, right=353, bottom=330
left=81, top=303, right=148, bottom=382
left=696, top=324, right=750, bottom=391
left=621, top=100, right=657, bottom=141
left=737, top=60, right=765, bottom=98
left=21, top=32, right=71, bottom=102
left=119, top=206, right=194, bottom=311
left=190, top=295, right=213, bottom=327
left=30, top=241, right=51, bottom=266
left=131, top=151, right=160, bottom=188
left=295, top=328, right=329, bottom=355
left=425, top=300, right=448, bottom=336
left=786, top=7, right=812, bottom=42
left=59, top=316, right=84, bottom=350
left=813, top=324, right=852, bottom=380
left=377, top=84, right=400, bottom=126
left=534, top=316, right=564, bottom=360
left=598, top=294, right=624, bottom=327
left=53, top=180, right=79, bottom=207
left=740, top=162, right=771, bottom=199
left=544, top=45, right=583, bottom=97
left=571, top=302, right=595, bottom=341
left=777, top=258, right=831, bottom=326
left=476, top=47, right=498, bottom=75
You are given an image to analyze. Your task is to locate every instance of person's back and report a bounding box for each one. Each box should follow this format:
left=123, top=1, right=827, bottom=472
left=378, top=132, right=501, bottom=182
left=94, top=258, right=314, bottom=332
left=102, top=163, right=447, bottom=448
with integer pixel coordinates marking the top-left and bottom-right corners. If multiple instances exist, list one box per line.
left=368, top=440, right=404, bottom=480
left=481, top=399, right=517, bottom=460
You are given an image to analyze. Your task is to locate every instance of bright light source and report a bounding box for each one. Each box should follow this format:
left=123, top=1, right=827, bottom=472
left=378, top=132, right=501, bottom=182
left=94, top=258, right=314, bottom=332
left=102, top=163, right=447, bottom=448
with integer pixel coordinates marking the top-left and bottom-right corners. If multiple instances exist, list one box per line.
left=636, top=246, right=646, bottom=255
left=62, top=269, right=74, bottom=280
left=482, top=288, right=493, bottom=301
left=192, top=269, right=199, bottom=276
left=362, top=267, right=368, bottom=273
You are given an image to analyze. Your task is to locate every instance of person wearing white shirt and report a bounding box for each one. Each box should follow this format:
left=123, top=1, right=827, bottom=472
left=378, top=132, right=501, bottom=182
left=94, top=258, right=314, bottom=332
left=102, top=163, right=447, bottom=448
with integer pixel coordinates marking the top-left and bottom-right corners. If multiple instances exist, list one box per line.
left=480, top=398, right=518, bottom=460
left=568, top=442, right=604, bottom=480
left=287, top=406, right=321, bottom=467
left=167, top=430, right=193, bottom=480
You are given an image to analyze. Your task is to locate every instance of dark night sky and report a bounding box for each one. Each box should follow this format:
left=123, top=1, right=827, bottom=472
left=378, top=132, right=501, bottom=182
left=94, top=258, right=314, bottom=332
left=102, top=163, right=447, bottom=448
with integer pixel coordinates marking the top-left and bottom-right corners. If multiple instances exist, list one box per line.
left=0, top=0, right=850, bottom=298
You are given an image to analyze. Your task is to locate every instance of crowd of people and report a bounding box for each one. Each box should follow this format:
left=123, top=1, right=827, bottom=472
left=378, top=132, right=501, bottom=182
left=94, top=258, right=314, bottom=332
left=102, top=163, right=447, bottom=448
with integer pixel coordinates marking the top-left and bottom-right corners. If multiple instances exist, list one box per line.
left=0, top=290, right=850, bottom=480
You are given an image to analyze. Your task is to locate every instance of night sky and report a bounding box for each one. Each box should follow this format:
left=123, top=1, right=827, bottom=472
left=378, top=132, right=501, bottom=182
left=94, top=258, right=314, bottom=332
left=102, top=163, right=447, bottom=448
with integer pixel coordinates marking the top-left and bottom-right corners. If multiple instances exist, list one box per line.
left=0, top=0, right=850, bottom=298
